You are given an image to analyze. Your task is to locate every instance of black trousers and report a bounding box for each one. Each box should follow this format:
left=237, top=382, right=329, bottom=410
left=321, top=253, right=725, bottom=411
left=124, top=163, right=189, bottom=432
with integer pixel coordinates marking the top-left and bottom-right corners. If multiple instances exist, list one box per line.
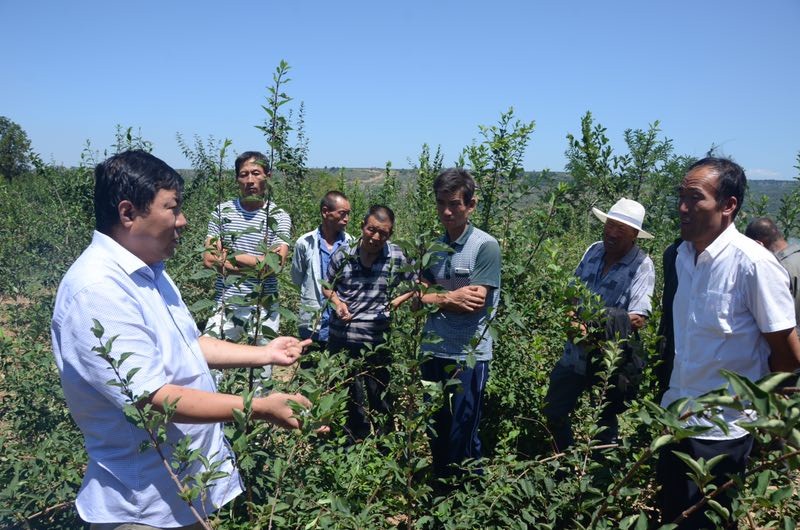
left=542, top=360, right=626, bottom=451
left=656, top=435, right=753, bottom=529
left=330, top=341, right=392, bottom=441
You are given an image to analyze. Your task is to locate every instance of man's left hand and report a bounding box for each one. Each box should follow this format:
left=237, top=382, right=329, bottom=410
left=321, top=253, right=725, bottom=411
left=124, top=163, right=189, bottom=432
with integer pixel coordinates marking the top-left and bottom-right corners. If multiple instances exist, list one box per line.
left=265, top=337, right=312, bottom=366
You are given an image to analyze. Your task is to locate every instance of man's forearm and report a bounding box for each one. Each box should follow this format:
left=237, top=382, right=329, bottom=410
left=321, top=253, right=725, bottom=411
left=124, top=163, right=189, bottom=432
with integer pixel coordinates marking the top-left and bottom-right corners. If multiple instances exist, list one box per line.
left=766, top=328, right=800, bottom=372
left=149, top=384, right=249, bottom=423
left=199, top=335, right=267, bottom=368
left=149, top=384, right=307, bottom=429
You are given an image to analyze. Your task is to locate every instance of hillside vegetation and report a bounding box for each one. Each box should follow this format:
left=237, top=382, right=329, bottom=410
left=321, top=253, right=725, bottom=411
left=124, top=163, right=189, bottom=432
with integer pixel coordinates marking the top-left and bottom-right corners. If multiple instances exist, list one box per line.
left=2, top=65, right=800, bottom=529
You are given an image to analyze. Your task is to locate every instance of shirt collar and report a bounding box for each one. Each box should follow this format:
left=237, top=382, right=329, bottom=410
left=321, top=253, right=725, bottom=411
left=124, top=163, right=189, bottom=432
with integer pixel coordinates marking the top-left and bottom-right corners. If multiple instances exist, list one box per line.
left=92, top=231, right=162, bottom=279
left=680, top=223, right=738, bottom=261
left=612, top=243, right=642, bottom=266
left=316, top=226, right=346, bottom=245
left=446, top=223, right=474, bottom=246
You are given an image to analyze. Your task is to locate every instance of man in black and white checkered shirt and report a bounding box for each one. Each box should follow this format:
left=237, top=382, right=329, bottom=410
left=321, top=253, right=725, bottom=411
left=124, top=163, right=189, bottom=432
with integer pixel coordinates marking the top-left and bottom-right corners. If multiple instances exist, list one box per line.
left=323, top=205, right=416, bottom=440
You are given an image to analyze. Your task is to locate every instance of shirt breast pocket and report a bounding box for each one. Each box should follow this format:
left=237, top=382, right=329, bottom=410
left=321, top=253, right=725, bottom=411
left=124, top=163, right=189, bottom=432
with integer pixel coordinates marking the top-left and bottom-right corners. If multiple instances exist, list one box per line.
left=694, top=290, right=733, bottom=335
left=452, top=266, right=471, bottom=289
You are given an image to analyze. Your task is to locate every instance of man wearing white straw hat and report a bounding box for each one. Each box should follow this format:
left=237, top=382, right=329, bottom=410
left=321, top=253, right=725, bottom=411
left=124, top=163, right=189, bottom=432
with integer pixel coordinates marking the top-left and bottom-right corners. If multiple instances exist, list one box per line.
left=543, top=197, right=655, bottom=452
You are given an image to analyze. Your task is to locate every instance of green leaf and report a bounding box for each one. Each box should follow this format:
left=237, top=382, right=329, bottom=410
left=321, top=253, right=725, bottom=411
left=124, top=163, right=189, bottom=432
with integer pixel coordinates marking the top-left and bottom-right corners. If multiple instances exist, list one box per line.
left=118, top=351, right=135, bottom=366
left=769, top=485, right=794, bottom=503
left=706, top=499, right=729, bottom=518
left=651, top=434, right=674, bottom=452
left=91, top=319, right=104, bottom=338
left=754, top=470, right=770, bottom=496
left=722, top=370, right=770, bottom=415
left=755, top=371, right=793, bottom=393
left=672, top=451, right=704, bottom=479
left=188, top=298, right=216, bottom=312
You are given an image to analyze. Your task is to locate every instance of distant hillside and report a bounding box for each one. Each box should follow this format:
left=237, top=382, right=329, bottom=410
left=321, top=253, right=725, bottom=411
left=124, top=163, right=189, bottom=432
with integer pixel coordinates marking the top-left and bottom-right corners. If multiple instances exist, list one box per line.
left=318, top=168, right=794, bottom=200
left=748, top=179, right=798, bottom=211
left=183, top=166, right=797, bottom=215
left=315, top=167, right=570, bottom=186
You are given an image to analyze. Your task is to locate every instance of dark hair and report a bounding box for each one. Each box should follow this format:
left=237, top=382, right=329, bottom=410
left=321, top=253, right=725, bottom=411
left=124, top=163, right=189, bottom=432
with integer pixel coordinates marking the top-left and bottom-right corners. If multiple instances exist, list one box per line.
left=687, top=157, right=747, bottom=218
left=320, top=190, right=349, bottom=213
left=433, top=167, right=476, bottom=204
left=94, top=150, right=183, bottom=234
left=745, top=216, right=782, bottom=247
left=362, top=204, right=395, bottom=229
left=234, top=151, right=270, bottom=175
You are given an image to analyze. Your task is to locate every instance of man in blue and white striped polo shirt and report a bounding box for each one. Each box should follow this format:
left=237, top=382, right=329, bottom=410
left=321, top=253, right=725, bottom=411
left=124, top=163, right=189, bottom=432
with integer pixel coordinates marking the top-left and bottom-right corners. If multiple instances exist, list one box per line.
left=203, top=151, right=291, bottom=383
left=419, top=168, right=502, bottom=478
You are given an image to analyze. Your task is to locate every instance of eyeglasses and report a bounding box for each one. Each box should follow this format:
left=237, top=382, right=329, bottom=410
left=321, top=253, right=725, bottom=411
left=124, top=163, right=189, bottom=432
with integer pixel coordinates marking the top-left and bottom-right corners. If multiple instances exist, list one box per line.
left=335, top=209, right=351, bottom=218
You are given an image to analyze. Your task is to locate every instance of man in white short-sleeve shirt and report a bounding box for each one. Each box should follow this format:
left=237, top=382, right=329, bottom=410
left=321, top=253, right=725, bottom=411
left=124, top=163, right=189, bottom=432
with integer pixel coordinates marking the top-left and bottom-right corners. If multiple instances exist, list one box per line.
left=657, top=157, right=800, bottom=529
left=52, top=150, right=313, bottom=529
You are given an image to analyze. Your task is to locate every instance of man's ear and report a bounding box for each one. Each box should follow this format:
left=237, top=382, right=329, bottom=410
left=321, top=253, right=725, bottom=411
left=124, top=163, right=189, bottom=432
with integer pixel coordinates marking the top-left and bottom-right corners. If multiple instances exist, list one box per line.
left=722, top=195, right=738, bottom=219
left=118, top=200, right=137, bottom=228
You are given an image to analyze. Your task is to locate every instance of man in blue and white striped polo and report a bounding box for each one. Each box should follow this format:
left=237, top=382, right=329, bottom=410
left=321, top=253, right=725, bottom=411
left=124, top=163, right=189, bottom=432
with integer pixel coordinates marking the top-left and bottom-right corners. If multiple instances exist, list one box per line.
left=419, top=168, right=502, bottom=478
left=202, top=151, right=291, bottom=384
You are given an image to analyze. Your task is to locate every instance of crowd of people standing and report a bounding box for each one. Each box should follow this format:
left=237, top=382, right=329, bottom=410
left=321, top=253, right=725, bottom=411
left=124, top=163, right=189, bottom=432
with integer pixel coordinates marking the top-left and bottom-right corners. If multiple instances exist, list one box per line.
left=50, top=149, right=800, bottom=529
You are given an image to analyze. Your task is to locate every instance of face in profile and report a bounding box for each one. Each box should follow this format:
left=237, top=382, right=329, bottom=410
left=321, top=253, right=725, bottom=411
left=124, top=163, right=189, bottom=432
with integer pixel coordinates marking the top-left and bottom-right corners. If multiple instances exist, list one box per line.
left=322, top=197, right=351, bottom=231
left=678, top=166, right=729, bottom=250
left=129, top=188, right=187, bottom=264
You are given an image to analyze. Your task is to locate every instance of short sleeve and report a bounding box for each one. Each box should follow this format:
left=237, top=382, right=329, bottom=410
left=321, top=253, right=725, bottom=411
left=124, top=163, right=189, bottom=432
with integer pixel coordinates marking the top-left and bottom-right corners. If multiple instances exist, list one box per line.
left=471, top=239, right=501, bottom=288
left=627, top=255, right=656, bottom=315
left=273, top=210, right=292, bottom=246
left=60, top=282, right=168, bottom=408
left=207, top=209, right=221, bottom=239
left=747, top=256, right=796, bottom=333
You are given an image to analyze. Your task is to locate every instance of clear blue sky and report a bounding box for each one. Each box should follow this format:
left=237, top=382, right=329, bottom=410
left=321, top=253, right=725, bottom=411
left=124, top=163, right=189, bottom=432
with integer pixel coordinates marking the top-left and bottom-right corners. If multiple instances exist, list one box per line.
left=2, top=0, right=798, bottom=179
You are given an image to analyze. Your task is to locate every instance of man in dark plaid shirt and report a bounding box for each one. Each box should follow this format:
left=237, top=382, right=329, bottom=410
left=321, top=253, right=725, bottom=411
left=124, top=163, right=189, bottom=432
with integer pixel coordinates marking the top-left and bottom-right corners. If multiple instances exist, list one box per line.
left=323, top=205, right=415, bottom=441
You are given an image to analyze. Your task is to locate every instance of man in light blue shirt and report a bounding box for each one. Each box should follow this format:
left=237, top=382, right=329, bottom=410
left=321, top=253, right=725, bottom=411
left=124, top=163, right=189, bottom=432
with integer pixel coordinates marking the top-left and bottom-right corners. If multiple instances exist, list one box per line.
left=291, top=191, right=353, bottom=350
left=543, top=198, right=655, bottom=451
left=51, top=150, right=313, bottom=529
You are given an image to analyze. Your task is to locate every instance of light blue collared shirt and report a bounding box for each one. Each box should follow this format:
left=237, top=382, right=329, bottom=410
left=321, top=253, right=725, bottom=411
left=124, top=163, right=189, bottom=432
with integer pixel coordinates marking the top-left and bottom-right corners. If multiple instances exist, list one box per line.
left=51, top=231, right=242, bottom=526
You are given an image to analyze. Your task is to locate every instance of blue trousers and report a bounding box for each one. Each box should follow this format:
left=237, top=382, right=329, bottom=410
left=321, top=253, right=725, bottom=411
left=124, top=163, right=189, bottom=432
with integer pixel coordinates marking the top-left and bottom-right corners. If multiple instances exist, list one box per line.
left=420, top=356, right=489, bottom=478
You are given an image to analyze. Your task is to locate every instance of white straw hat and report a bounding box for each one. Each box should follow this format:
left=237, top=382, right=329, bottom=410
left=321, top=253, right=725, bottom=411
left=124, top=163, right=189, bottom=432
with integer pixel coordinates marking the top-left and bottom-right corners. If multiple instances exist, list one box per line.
left=591, top=198, right=654, bottom=239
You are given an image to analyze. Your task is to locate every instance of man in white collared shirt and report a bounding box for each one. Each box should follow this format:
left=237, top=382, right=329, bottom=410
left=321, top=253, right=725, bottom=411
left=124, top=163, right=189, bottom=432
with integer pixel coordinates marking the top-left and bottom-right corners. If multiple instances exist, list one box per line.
left=657, top=157, right=800, bottom=529
left=52, top=150, right=314, bottom=529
